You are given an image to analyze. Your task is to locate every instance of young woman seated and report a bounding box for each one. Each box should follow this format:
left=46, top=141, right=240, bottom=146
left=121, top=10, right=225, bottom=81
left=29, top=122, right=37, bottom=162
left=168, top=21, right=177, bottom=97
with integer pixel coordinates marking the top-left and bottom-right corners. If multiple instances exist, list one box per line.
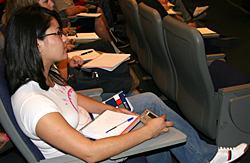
left=4, top=4, right=248, bottom=163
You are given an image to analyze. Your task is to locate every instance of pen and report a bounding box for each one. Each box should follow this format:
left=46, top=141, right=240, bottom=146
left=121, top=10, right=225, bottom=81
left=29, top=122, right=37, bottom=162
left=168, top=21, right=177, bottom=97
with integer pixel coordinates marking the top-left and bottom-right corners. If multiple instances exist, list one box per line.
left=81, top=50, right=93, bottom=55
left=106, top=117, right=134, bottom=133
left=76, top=26, right=81, bottom=31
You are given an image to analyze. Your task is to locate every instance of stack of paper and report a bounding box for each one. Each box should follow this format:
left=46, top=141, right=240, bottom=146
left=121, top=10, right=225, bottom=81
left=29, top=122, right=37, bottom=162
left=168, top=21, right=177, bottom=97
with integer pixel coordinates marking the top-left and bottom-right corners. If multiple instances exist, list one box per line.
left=67, top=32, right=99, bottom=40
left=81, top=110, right=140, bottom=139
left=167, top=9, right=177, bottom=15
left=82, top=53, right=131, bottom=71
left=67, top=49, right=100, bottom=62
left=197, top=28, right=216, bottom=35
left=76, top=13, right=102, bottom=17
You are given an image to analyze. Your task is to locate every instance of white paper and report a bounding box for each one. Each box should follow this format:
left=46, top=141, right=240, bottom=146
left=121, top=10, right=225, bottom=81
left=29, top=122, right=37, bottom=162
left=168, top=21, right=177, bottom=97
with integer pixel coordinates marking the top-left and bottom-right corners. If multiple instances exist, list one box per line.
left=167, top=9, right=177, bottom=15
left=76, top=13, right=102, bottom=17
left=67, top=49, right=100, bottom=61
left=197, top=28, right=216, bottom=34
left=81, top=110, right=139, bottom=139
left=82, top=53, right=131, bottom=71
left=67, top=33, right=99, bottom=40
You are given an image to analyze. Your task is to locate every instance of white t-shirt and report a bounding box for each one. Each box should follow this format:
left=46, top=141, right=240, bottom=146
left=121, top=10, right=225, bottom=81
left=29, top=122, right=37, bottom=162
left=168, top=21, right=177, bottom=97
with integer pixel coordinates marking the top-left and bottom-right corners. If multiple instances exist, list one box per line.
left=11, top=81, right=92, bottom=159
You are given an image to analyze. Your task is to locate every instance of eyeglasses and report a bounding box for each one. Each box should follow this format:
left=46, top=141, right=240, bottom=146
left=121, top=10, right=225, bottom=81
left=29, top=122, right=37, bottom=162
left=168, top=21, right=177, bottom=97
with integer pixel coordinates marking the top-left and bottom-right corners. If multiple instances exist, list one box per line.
left=42, top=30, right=64, bottom=38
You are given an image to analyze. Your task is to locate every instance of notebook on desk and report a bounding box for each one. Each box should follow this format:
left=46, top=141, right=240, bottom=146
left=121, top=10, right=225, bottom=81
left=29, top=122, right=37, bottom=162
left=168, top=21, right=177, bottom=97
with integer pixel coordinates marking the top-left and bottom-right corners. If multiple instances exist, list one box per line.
left=197, top=27, right=220, bottom=38
left=81, top=53, right=131, bottom=71
left=76, top=13, right=102, bottom=17
left=67, top=32, right=99, bottom=40
left=67, top=49, right=100, bottom=63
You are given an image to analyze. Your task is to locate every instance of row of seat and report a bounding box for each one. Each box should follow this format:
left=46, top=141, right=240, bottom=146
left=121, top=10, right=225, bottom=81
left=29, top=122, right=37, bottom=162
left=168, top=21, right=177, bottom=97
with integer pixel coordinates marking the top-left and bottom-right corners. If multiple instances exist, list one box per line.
left=119, top=0, right=250, bottom=146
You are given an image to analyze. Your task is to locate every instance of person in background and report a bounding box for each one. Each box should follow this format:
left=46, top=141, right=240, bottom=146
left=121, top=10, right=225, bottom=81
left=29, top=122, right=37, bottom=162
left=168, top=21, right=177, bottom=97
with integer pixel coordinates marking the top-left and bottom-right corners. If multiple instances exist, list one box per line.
left=52, top=0, right=129, bottom=49
left=1, top=0, right=137, bottom=100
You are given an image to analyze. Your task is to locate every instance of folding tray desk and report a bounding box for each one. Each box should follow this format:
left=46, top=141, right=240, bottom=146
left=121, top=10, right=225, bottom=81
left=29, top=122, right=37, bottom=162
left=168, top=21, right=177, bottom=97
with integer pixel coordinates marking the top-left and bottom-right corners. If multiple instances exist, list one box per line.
left=42, top=123, right=187, bottom=163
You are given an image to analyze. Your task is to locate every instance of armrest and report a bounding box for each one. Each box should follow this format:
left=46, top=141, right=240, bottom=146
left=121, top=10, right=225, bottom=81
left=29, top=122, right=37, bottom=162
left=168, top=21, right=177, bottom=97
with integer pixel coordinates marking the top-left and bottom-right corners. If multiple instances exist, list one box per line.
left=217, top=83, right=250, bottom=146
left=202, top=33, right=220, bottom=38
left=75, top=38, right=101, bottom=45
left=40, top=154, right=122, bottom=163
left=40, top=155, right=85, bottom=163
left=76, top=88, right=103, bottom=102
left=206, top=53, right=226, bottom=61
left=206, top=53, right=226, bottom=65
left=218, top=83, right=250, bottom=95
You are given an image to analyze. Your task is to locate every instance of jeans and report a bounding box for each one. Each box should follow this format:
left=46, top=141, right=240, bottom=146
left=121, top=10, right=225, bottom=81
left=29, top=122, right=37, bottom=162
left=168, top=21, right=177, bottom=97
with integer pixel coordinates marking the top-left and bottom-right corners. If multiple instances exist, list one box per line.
left=127, top=92, right=218, bottom=163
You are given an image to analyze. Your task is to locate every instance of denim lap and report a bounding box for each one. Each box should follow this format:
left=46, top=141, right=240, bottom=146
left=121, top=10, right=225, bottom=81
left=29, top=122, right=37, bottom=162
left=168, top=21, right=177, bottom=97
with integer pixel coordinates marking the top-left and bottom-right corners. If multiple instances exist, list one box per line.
left=128, top=92, right=217, bottom=163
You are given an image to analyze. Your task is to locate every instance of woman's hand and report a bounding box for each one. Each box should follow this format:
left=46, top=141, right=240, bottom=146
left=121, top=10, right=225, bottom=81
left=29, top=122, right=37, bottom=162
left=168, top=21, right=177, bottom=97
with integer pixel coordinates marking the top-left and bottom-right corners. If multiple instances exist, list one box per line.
left=63, top=27, right=75, bottom=35
left=68, top=56, right=84, bottom=67
left=145, top=115, right=173, bottom=138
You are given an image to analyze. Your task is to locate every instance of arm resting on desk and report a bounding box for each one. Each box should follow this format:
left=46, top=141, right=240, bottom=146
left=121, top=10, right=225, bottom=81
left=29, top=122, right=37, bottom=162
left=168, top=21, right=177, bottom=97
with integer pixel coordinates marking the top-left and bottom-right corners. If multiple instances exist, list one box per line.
left=40, top=124, right=187, bottom=163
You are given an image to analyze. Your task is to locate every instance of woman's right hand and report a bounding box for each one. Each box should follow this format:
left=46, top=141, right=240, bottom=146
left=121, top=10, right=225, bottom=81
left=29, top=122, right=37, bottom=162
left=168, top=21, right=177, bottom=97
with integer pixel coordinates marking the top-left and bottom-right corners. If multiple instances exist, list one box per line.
left=145, top=115, right=173, bottom=138
left=68, top=56, right=84, bottom=67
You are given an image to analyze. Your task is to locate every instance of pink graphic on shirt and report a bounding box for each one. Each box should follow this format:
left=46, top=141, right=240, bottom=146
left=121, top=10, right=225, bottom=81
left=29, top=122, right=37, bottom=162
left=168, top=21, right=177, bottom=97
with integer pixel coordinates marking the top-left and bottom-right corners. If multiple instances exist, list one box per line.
left=68, top=88, right=78, bottom=113
left=58, top=86, right=90, bottom=126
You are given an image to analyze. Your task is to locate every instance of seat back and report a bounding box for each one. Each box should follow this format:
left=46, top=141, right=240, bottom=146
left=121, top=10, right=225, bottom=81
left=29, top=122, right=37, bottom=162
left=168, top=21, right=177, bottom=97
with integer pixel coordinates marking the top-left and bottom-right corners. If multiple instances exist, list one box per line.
left=0, top=50, right=45, bottom=162
left=138, top=3, right=177, bottom=101
left=118, top=0, right=138, bottom=55
left=122, top=0, right=152, bottom=75
left=162, top=16, right=220, bottom=139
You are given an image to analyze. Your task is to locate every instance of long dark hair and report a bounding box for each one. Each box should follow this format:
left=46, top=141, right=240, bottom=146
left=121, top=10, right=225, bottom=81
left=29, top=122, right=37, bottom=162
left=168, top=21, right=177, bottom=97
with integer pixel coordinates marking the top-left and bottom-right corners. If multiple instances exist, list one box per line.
left=2, top=0, right=38, bottom=25
left=4, top=4, right=66, bottom=95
